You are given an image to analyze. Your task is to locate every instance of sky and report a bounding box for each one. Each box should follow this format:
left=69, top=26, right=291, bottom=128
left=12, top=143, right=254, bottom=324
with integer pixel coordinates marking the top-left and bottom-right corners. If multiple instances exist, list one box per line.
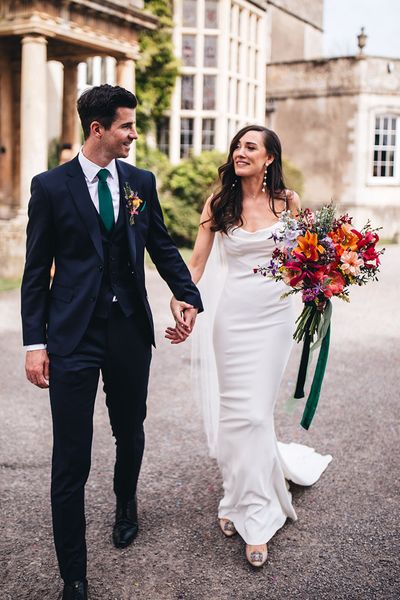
left=323, top=0, right=400, bottom=58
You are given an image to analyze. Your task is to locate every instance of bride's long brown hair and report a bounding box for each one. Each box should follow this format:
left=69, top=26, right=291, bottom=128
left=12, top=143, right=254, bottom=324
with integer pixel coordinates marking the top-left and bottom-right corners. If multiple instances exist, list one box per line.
left=209, top=125, right=287, bottom=233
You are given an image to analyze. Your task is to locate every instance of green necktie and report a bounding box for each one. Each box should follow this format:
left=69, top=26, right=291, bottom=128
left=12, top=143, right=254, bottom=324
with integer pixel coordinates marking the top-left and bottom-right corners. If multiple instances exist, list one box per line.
left=97, top=168, right=115, bottom=231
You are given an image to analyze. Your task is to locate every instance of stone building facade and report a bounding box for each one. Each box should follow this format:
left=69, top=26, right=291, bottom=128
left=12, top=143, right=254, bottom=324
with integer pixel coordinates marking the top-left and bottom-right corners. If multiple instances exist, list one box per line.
left=162, top=0, right=268, bottom=163
left=266, top=0, right=323, bottom=62
left=0, top=0, right=156, bottom=277
left=162, top=0, right=323, bottom=163
left=266, top=55, right=400, bottom=238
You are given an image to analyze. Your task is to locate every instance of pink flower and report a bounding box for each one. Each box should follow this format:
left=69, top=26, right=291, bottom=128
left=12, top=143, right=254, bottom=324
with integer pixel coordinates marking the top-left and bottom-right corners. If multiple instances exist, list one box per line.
left=340, top=250, right=364, bottom=276
left=323, top=271, right=345, bottom=298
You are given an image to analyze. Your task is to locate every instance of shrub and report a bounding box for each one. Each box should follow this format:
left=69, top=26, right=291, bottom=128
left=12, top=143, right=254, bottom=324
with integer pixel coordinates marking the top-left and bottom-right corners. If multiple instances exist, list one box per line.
left=135, top=138, right=170, bottom=182
left=164, top=151, right=225, bottom=212
left=160, top=192, right=200, bottom=248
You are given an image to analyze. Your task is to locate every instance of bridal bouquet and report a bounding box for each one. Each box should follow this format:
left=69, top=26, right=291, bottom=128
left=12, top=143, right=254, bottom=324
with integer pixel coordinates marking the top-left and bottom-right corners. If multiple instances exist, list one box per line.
left=254, top=204, right=384, bottom=429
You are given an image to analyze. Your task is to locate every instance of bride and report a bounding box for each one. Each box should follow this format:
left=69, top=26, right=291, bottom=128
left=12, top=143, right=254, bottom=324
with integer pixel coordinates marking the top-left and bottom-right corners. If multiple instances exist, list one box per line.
left=166, top=125, right=332, bottom=567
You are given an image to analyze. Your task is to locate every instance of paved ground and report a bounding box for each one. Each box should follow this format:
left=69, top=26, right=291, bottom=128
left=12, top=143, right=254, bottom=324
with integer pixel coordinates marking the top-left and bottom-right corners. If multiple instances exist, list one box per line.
left=1, top=246, right=399, bottom=600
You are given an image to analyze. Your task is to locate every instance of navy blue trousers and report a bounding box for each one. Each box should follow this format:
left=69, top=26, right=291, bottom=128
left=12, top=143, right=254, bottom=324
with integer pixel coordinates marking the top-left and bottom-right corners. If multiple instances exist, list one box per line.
left=48, top=303, right=152, bottom=583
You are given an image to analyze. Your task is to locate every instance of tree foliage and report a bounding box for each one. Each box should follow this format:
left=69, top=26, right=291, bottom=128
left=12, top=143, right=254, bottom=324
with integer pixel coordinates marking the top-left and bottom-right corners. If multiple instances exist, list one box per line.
left=136, top=0, right=179, bottom=134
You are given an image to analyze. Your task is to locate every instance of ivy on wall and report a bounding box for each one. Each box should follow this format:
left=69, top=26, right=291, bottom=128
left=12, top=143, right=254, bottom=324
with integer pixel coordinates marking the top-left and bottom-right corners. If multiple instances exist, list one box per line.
left=135, top=0, right=179, bottom=134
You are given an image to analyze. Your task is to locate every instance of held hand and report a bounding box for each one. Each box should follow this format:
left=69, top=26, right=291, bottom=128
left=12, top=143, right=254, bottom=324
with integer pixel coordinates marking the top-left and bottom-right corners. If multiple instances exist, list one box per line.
left=165, top=325, right=190, bottom=345
left=165, top=307, right=198, bottom=344
left=25, top=349, right=50, bottom=389
left=183, top=307, right=198, bottom=331
left=170, top=296, right=193, bottom=336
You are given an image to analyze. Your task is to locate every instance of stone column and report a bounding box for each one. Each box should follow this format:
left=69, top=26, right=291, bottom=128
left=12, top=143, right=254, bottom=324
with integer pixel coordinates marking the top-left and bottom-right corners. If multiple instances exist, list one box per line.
left=116, top=58, right=135, bottom=92
left=20, top=35, right=48, bottom=212
left=61, top=60, right=80, bottom=159
left=0, top=56, right=14, bottom=217
left=116, top=58, right=136, bottom=164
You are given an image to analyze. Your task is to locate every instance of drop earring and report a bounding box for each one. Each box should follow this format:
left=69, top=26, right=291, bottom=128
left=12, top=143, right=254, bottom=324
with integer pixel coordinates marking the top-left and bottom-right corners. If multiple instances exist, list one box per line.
left=262, top=165, right=268, bottom=194
left=231, top=177, right=238, bottom=189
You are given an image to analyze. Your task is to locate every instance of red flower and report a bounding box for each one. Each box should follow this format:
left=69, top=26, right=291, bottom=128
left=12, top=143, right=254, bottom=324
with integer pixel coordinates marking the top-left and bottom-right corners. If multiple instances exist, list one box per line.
left=357, top=231, right=379, bottom=250
left=362, top=245, right=380, bottom=266
left=323, top=271, right=345, bottom=298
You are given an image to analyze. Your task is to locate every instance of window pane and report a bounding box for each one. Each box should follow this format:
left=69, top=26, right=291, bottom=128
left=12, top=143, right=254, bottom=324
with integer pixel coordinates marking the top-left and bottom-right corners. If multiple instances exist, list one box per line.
left=180, top=118, right=194, bottom=158
left=182, top=35, right=196, bottom=67
left=205, top=0, right=218, bottom=28
left=237, top=42, right=241, bottom=72
left=181, top=75, right=194, bottom=109
left=156, top=118, right=170, bottom=155
left=202, top=118, right=215, bottom=151
left=183, top=0, right=197, bottom=27
left=372, top=114, right=397, bottom=177
left=203, top=75, right=216, bottom=110
left=204, top=36, right=218, bottom=67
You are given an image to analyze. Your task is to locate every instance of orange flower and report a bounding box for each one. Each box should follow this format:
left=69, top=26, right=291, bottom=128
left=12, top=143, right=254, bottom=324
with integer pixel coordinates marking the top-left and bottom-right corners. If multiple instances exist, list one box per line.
left=329, top=223, right=359, bottom=252
left=293, top=230, right=325, bottom=261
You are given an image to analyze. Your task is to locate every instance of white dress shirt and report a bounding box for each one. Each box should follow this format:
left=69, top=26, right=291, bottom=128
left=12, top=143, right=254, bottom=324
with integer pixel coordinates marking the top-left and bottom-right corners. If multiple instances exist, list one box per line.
left=78, top=150, right=120, bottom=222
left=26, top=151, right=121, bottom=351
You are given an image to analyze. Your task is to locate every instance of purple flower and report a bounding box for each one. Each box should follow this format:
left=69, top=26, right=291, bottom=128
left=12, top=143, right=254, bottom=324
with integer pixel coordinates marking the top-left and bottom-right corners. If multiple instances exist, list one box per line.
left=302, top=288, right=318, bottom=302
left=267, top=259, right=279, bottom=276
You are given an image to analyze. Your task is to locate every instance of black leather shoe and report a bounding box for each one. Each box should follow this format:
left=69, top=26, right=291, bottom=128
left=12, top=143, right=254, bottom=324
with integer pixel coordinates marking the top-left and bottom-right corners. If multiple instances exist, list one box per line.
left=112, top=496, right=138, bottom=548
left=62, top=579, right=88, bottom=600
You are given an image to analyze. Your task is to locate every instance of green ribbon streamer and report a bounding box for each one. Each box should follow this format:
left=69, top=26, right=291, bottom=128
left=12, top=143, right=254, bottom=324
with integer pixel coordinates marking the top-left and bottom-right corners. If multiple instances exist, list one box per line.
left=293, top=328, right=311, bottom=399
left=291, top=300, right=332, bottom=429
left=301, top=322, right=331, bottom=429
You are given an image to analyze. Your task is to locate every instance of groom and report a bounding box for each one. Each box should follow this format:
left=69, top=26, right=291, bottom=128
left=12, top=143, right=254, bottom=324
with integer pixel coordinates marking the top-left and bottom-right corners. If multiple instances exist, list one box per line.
left=21, top=84, right=202, bottom=600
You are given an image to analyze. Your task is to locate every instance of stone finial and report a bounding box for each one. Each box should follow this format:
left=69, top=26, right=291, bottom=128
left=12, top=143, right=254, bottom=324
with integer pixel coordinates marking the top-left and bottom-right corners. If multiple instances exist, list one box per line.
left=357, top=27, right=368, bottom=56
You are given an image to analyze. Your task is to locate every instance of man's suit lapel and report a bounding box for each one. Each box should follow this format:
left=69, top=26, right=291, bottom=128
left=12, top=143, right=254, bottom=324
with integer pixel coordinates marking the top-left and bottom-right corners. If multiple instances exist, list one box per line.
left=66, top=156, right=103, bottom=262
left=116, top=159, right=137, bottom=266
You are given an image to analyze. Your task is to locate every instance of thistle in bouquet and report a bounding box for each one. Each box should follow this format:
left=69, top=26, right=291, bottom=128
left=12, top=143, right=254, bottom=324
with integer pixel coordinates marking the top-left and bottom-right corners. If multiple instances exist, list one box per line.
left=255, top=204, right=384, bottom=428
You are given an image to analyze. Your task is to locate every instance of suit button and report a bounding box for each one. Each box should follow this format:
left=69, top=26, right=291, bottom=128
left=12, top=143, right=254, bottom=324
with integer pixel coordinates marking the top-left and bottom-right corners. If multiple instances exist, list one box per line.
left=90, top=296, right=95, bottom=302
left=99, top=265, right=103, bottom=271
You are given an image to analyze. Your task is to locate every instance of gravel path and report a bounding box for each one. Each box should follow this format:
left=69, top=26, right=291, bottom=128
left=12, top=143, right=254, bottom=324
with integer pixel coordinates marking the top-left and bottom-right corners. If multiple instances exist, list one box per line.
left=1, top=246, right=399, bottom=600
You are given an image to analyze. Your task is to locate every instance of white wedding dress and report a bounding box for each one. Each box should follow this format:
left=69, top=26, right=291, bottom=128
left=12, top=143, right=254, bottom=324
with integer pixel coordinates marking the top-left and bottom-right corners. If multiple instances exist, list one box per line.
left=193, top=222, right=332, bottom=545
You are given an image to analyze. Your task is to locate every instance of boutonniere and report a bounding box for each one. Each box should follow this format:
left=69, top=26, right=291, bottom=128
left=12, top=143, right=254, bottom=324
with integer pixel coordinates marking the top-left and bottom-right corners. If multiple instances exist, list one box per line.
left=124, top=183, right=146, bottom=225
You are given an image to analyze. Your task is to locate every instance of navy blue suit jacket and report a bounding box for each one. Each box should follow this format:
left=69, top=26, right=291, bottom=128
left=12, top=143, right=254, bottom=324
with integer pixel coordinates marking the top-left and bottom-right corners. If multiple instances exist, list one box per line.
left=21, top=156, right=203, bottom=355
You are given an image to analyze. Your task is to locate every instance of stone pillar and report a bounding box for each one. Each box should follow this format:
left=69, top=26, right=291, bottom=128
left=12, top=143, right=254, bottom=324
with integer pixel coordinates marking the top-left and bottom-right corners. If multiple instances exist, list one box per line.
left=0, top=55, right=14, bottom=217
left=61, top=60, right=80, bottom=160
left=20, top=35, right=48, bottom=212
left=116, top=58, right=136, bottom=164
left=116, top=58, right=135, bottom=92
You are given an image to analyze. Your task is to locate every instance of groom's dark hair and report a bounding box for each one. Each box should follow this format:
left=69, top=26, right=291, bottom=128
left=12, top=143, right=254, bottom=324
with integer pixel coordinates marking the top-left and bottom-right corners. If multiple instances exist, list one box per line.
left=77, top=84, right=137, bottom=139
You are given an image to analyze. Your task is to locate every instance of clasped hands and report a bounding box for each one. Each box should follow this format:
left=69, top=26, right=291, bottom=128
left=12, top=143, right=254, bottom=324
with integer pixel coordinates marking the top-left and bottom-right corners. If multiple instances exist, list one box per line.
left=165, top=297, right=198, bottom=344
